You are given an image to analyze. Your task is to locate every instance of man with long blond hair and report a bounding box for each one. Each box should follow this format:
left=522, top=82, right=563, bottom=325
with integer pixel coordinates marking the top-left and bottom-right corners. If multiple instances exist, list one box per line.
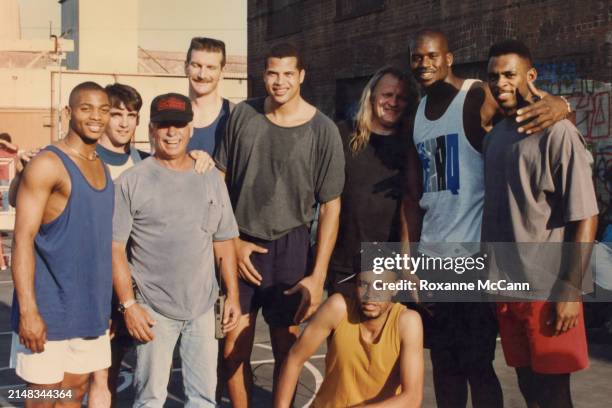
left=329, top=66, right=418, bottom=295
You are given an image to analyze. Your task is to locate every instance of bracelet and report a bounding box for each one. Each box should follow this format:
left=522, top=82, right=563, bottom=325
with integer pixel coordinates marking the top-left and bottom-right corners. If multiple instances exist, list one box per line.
left=123, top=299, right=136, bottom=309
left=559, top=95, right=572, bottom=115
left=118, top=299, right=137, bottom=313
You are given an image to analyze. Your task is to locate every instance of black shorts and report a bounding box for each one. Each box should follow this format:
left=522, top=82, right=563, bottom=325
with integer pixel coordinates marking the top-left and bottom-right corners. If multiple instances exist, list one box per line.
left=418, top=302, right=498, bottom=368
left=238, top=225, right=312, bottom=328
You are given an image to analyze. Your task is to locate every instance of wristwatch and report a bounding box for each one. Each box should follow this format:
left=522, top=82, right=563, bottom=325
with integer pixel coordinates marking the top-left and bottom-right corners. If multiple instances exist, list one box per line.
left=117, top=299, right=136, bottom=314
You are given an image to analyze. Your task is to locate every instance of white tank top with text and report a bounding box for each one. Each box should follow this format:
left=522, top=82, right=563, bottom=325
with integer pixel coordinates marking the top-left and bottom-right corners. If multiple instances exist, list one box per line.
left=413, top=79, right=483, bottom=256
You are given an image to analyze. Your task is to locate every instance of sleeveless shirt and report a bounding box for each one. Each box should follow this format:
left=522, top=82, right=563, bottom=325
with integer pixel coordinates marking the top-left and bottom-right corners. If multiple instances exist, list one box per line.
left=413, top=79, right=483, bottom=256
left=11, top=145, right=114, bottom=340
left=313, top=300, right=405, bottom=407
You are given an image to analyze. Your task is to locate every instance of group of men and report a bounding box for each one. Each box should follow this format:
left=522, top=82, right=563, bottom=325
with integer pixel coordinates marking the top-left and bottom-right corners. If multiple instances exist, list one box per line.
left=8, top=28, right=597, bottom=408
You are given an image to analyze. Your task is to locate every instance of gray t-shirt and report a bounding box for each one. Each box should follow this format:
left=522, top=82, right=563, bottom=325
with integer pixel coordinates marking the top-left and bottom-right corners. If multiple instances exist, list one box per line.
left=482, top=118, right=598, bottom=243
left=215, top=97, right=345, bottom=240
left=482, top=119, right=599, bottom=295
left=113, top=157, right=239, bottom=320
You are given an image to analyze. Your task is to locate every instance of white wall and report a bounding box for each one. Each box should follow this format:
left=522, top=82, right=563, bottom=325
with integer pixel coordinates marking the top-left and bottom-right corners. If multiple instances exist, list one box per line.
left=0, top=68, right=247, bottom=145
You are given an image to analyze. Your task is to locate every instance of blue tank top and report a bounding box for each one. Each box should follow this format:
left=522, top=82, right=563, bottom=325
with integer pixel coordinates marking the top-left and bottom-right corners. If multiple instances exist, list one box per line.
left=187, top=98, right=231, bottom=155
left=11, top=145, right=114, bottom=340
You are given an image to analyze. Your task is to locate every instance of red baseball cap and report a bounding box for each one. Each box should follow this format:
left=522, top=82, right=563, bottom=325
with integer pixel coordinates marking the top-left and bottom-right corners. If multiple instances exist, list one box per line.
left=150, top=93, right=193, bottom=123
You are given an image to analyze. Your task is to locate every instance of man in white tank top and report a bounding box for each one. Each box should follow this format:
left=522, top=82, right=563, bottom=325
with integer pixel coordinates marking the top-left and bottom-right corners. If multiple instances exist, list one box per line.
left=401, top=29, right=571, bottom=408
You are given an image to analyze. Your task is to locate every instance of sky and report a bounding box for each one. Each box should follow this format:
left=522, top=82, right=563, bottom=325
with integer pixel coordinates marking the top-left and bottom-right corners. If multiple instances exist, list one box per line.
left=17, top=0, right=247, bottom=56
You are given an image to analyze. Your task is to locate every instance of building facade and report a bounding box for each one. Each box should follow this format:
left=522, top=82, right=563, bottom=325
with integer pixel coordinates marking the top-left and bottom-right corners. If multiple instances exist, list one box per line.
left=248, top=0, right=612, bottom=229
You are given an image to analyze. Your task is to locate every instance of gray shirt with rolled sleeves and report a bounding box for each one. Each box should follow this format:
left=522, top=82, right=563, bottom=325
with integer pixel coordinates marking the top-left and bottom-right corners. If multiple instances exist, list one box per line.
left=481, top=119, right=599, bottom=294
left=113, top=157, right=239, bottom=320
left=482, top=118, right=599, bottom=243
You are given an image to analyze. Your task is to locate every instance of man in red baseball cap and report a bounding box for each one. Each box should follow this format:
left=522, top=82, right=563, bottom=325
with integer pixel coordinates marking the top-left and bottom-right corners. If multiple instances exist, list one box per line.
left=112, top=92, right=241, bottom=407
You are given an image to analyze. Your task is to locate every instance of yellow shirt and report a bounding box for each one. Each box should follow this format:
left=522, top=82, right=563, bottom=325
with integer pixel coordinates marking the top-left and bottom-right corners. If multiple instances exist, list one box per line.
left=313, top=300, right=405, bottom=407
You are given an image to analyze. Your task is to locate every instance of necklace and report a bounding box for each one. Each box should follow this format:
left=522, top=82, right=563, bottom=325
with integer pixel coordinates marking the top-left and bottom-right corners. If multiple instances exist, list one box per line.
left=62, top=139, right=98, bottom=161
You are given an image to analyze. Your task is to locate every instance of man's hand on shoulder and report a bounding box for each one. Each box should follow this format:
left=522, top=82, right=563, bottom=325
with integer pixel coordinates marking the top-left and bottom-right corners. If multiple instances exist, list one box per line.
left=15, top=147, right=43, bottom=173
left=189, top=150, right=216, bottom=174
left=515, top=81, right=570, bottom=134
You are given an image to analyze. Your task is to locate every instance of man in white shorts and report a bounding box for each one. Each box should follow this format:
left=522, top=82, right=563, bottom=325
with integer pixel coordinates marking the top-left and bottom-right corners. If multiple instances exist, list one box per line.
left=10, top=82, right=115, bottom=407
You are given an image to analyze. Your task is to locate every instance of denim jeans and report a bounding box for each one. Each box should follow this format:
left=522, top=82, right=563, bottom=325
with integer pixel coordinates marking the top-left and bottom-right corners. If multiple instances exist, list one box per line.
left=133, top=299, right=218, bottom=408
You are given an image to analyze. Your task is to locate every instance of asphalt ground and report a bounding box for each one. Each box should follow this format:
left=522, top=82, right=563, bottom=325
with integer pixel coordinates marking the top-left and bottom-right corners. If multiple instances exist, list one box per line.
left=0, top=234, right=611, bottom=407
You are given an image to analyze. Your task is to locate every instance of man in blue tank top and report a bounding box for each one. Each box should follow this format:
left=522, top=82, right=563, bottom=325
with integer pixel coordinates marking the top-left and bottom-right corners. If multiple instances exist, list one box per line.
left=10, top=82, right=114, bottom=407
left=401, top=30, right=572, bottom=408
left=185, top=37, right=235, bottom=155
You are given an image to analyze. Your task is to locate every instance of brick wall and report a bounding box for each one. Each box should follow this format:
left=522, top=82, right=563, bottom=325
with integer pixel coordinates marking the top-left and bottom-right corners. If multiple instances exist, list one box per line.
left=248, top=0, right=611, bottom=117
left=248, top=0, right=612, bottom=228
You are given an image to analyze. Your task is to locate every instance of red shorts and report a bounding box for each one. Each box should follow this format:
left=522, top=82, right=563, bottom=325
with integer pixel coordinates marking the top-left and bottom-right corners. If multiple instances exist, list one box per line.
left=496, top=301, right=588, bottom=374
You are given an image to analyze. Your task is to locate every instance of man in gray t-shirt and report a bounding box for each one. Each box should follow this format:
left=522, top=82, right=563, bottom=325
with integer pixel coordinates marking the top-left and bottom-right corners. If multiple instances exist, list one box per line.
left=483, top=40, right=598, bottom=408
left=215, top=43, right=344, bottom=406
left=112, top=93, right=240, bottom=407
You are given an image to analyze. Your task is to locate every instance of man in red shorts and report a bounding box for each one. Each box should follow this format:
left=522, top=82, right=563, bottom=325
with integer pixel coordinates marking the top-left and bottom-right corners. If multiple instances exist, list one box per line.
left=482, top=39, right=599, bottom=408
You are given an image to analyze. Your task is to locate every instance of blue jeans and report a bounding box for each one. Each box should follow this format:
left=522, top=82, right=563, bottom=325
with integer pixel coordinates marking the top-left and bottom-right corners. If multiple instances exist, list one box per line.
left=133, top=299, right=217, bottom=408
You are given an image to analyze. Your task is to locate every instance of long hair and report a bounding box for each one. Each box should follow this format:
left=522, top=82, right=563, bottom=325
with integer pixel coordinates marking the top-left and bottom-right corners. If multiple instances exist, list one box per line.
left=350, top=66, right=413, bottom=153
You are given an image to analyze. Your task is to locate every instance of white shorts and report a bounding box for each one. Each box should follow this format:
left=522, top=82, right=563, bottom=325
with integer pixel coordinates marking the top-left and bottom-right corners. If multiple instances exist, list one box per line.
left=9, top=331, right=111, bottom=384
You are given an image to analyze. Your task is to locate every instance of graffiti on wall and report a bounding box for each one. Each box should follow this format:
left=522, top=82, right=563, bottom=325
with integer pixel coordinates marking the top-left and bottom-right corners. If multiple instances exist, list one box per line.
left=536, top=62, right=612, bottom=226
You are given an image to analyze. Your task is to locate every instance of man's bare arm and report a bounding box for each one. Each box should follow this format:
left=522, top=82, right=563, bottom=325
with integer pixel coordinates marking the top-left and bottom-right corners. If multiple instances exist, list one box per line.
left=213, top=239, right=240, bottom=333
left=400, top=140, right=424, bottom=244
left=361, top=309, right=424, bottom=408
left=564, top=214, right=598, bottom=287
left=286, top=196, right=341, bottom=324
left=112, top=241, right=135, bottom=307
left=8, top=173, right=21, bottom=208
left=478, top=83, right=499, bottom=133
left=553, top=215, right=598, bottom=335
left=12, top=153, right=61, bottom=352
left=311, top=196, right=341, bottom=281
left=274, top=294, right=347, bottom=408
left=112, top=241, right=156, bottom=342
left=8, top=149, right=42, bottom=207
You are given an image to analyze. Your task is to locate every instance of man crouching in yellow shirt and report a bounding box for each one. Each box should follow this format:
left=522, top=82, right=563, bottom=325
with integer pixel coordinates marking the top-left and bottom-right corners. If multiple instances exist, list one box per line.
left=275, top=267, right=424, bottom=408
